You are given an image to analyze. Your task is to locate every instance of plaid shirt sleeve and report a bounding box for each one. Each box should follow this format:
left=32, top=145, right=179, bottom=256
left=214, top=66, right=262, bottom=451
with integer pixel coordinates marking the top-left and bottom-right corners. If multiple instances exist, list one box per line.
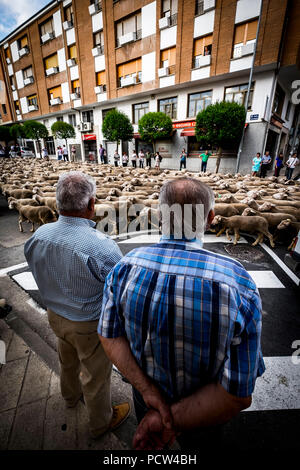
left=98, top=264, right=126, bottom=338
left=219, top=289, right=265, bottom=397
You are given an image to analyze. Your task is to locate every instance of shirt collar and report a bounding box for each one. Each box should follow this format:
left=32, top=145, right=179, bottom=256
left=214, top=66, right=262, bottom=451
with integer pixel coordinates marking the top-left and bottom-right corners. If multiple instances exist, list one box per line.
left=58, top=215, right=96, bottom=228
left=160, top=235, right=203, bottom=249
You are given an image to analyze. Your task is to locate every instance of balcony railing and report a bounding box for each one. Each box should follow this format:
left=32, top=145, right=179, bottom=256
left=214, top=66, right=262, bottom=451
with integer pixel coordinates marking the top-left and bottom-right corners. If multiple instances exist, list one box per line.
left=116, top=29, right=142, bottom=47
left=89, top=1, right=102, bottom=15
left=195, top=0, right=215, bottom=15
left=159, top=14, right=178, bottom=29
left=233, top=42, right=255, bottom=59
left=92, top=44, right=104, bottom=56
left=193, top=54, right=211, bottom=68
left=118, top=73, right=142, bottom=88
left=94, top=84, right=107, bottom=94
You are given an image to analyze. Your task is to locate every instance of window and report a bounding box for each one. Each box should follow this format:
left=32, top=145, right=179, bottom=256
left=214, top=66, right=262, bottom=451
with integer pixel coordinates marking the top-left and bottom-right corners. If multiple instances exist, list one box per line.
left=272, top=84, right=285, bottom=117
left=118, top=59, right=142, bottom=86
left=43, top=119, right=49, bottom=127
left=82, top=110, right=94, bottom=124
left=40, top=17, right=54, bottom=37
left=159, top=96, right=177, bottom=119
left=4, top=47, right=11, bottom=61
left=94, top=30, right=104, bottom=47
left=15, top=101, right=20, bottom=112
left=116, top=12, right=142, bottom=46
left=2, top=104, right=7, bottom=115
left=285, top=101, right=291, bottom=121
left=69, top=114, right=76, bottom=126
left=162, top=0, right=178, bottom=25
left=48, top=85, right=61, bottom=100
left=96, top=71, right=106, bottom=90
left=9, top=75, right=15, bottom=88
left=188, top=90, right=212, bottom=117
left=23, top=66, right=33, bottom=79
left=133, top=102, right=149, bottom=123
left=44, top=53, right=58, bottom=71
left=102, top=108, right=114, bottom=120
left=18, top=35, right=28, bottom=50
left=72, top=79, right=80, bottom=95
left=195, top=0, right=204, bottom=16
left=234, top=19, right=258, bottom=46
left=160, top=47, right=176, bottom=75
left=56, top=116, right=63, bottom=121
left=193, top=35, right=212, bottom=67
left=64, top=4, right=74, bottom=24
left=68, top=45, right=77, bottom=62
left=27, top=94, right=38, bottom=107
left=225, top=83, right=254, bottom=110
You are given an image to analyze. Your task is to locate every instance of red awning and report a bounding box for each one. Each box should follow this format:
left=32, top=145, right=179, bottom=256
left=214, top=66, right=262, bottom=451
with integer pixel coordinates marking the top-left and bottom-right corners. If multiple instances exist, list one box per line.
left=82, top=134, right=96, bottom=141
left=181, top=129, right=195, bottom=137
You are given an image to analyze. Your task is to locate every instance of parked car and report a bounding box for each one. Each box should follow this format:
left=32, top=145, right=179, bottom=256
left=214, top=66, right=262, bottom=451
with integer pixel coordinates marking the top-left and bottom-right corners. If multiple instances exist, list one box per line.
left=20, top=147, right=35, bottom=157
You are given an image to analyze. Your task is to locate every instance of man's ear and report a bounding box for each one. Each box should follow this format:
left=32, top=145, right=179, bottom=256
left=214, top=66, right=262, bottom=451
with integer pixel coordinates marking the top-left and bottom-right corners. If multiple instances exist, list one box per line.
left=88, top=198, right=95, bottom=211
left=207, top=209, right=215, bottom=226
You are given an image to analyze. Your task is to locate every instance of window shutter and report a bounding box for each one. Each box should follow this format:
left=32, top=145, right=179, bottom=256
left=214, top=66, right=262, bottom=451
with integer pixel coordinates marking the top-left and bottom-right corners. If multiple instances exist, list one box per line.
left=45, top=54, right=58, bottom=69
left=246, top=19, right=258, bottom=41
left=194, top=38, right=204, bottom=56
left=20, top=36, right=28, bottom=47
left=96, top=71, right=106, bottom=85
left=234, top=24, right=246, bottom=45
left=49, top=86, right=61, bottom=98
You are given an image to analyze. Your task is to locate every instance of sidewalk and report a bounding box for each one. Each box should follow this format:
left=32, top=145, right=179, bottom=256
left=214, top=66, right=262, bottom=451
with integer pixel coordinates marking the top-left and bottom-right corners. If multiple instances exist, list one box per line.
left=0, top=318, right=136, bottom=451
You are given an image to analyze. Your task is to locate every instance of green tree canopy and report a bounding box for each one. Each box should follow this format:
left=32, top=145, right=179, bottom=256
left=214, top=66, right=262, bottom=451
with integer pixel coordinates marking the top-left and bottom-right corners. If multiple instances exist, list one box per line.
left=23, top=120, right=48, bottom=157
left=51, top=121, right=76, bottom=144
left=102, top=109, right=133, bottom=150
left=138, top=112, right=173, bottom=152
left=195, top=101, right=245, bottom=173
left=10, top=123, right=25, bottom=143
left=0, top=125, right=12, bottom=145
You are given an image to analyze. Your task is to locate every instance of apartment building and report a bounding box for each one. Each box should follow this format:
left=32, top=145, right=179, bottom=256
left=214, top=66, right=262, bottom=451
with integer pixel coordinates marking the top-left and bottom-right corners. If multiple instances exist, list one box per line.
left=0, top=0, right=299, bottom=172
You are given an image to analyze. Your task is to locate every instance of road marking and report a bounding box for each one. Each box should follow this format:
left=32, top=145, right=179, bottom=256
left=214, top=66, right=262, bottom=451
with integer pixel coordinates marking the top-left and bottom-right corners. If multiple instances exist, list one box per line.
left=118, top=233, right=247, bottom=244
left=261, top=243, right=300, bottom=286
left=244, top=356, right=300, bottom=412
left=248, top=270, right=285, bottom=289
left=12, top=272, right=38, bottom=291
left=0, top=262, right=28, bottom=277
left=26, top=298, right=47, bottom=315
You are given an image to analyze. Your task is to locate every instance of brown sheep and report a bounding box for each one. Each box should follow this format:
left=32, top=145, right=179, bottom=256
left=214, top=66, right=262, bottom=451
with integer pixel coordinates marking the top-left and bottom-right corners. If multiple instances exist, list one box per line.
left=9, top=201, right=57, bottom=232
left=214, top=204, right=239, bottom=217
left=241, top=208, right=297, bottom=228
left=33, top=195, right=58, bottom=213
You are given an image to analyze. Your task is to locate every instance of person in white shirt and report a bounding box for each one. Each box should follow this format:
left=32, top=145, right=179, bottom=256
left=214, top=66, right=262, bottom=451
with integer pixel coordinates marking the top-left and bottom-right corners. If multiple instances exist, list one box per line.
left=138, top=149, right=145, bottom=168
left=122, top=153, right=129, bottom=167
left=63, top=145, right=69, bottom=162
left=286, top=153, right=299, bottom=180
left=131, top=151, right=137, bottom=168
left=155, top=152, right=160, bottom=169
left=42, top=147, right=48, bottom=159
left=113, top=151, right=120, bottom=167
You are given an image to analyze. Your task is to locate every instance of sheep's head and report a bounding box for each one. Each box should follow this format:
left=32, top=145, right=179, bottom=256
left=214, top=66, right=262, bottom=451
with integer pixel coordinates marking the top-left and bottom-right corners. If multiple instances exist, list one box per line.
left=242, top=208, right=256, bottom=216
left=259, top=202, right=275, bottom=212
left=277, top=219, right=292, bottom=230
left=211, top=215, right=223, bottom=225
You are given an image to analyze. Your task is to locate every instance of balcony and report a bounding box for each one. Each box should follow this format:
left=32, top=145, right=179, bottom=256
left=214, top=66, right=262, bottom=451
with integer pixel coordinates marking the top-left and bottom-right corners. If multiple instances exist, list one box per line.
left=158, top=66, right=169, bottom=78
left=46, top=67, right=59, bottom=76
left=11, top=85, right=16, bottom=91
left=94, top=84, right=106, bottom=94
left=193, top=54, right=211, bottom=68
left=92, top=44, right=104, bottom=57
left=63, top=20, right=73, bottom=31
left=28, top=104, right=38, bottom=112
left=16, top=109, right=21, bottom=115
left=70, top=92, right=80, bottom=100
left=24, top=76, right=34, bottom=86
left=233, top=42, right=255, bottom=59
left=18, top=46, right=29, bottom=58
left=88, top=2, right=102, bottom=15
left=159, top=13, right=177, bottom=29
left=50, top=97, right=61, bottom=106
left=119, top=74, right=141, bottom=88
left=195, top=0, right=215, bottom=15
left=116, top=29, right=142, bottom=47
left=41, top=32, right=55, bottom=44
left=67, top=58, right=77, bottom=67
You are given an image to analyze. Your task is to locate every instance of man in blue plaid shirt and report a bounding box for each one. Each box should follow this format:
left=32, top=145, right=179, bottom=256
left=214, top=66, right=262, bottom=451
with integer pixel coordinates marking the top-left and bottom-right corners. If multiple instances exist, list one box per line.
left=98, top=177, right=265, bottom=450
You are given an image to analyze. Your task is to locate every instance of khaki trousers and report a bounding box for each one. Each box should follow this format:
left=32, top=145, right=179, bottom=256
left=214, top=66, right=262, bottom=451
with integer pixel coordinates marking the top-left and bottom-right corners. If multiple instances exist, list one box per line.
left=47, top=309, right=113, bottom=435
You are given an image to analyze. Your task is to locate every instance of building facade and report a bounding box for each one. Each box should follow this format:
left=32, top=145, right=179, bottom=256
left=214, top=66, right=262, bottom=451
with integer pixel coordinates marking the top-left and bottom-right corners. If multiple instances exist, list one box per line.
left=0, top=0, right=299, bottom=173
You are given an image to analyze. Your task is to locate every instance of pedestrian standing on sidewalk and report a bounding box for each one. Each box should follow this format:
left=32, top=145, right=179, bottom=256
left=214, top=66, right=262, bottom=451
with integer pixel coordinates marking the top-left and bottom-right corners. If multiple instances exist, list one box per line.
left=285, top=152, right=299, bottom=180
left=24, top=171, right=130, bottom=439
left=113, top=150, right=120, bottom=167
left=71, top=145, right=76, bottom=162
left=42, top=147, right=48, bottom=159
left=274, top=152, right=284, bottom=177
left=260, top=151, right=271, bottom=178
left=138, top=149, right=145, bottom=168
left=145, top=150, right=152, bottom=168
left=122, top=152, right=129, bottom=167
left=199, top=150, right=211, bottom=173
left=131, top=150, right=137, bottom=168
left=57, top=146, right=63, bottom=161
left=252, top=152, right=262, bottom=176
left=155, top=152, right=160, bottom=169
left=63, top=145, right=69, bottom=162
left=99, top=145, right=105, bottom=164
left=179, top=148, right=187, bottom=170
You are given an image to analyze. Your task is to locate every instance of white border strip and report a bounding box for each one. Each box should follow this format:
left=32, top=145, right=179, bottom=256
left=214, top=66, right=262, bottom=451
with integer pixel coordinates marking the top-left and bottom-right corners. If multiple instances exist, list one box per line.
left=261, top=243, right=300, bottom=286
left=0, top=262, right=28, bottom=277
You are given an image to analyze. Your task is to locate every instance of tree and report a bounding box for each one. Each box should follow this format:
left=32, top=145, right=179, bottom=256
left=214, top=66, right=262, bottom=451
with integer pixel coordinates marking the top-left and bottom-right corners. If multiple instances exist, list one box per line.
left=10, top=123, right=25, bottom=145
left=0, top=125, right=12, bottom=146
left=195, top=101, right=246, bottom=173
left=138, top=112, right=173, bottom=153
left=23, top=120, right=48, bottom=158
left=51, top=121, right=76, bottom=150
left=102, top=109, right=133, bottom=152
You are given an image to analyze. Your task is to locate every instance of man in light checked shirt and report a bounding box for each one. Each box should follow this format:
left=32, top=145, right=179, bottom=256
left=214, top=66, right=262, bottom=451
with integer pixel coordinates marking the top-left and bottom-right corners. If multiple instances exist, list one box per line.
left=98, top=177, right=265, bottom=450
left=24, top=171, right=130, bottom=439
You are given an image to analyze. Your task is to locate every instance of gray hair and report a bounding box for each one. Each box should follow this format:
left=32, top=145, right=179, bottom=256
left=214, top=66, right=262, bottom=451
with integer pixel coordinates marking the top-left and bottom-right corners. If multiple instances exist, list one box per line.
left=159, top=177, right=215, bottom=240
left=56, top=171, right=96, bottom=213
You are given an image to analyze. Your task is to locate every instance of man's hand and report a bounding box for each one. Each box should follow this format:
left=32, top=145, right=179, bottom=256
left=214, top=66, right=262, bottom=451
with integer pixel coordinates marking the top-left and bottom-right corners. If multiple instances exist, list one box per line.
left=133, top=409, right=178, bottom=450
left=141, top=383, right=173, bottom=430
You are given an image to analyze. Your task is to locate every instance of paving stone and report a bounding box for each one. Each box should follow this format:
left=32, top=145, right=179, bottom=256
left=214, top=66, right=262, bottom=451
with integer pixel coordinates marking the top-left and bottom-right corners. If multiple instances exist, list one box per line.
left=8, top=399, right=46, bottom=450
left=49, top=371, right=60, bottom=396
left=0, top=409, right=15, bottom=450
left=6, top=333, right=30, bottom=362
left=43, top=394, right=77, bottom=450
left=0, top=319, right=13, bottom=355
left=0, top=357, right=28, bottom=412
left=19, top=352, right=51, bottom=405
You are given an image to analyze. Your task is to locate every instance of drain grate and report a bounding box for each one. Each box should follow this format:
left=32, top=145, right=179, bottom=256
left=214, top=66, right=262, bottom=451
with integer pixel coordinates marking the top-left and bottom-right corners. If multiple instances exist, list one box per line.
left=224, top=244, right=265, bottom=263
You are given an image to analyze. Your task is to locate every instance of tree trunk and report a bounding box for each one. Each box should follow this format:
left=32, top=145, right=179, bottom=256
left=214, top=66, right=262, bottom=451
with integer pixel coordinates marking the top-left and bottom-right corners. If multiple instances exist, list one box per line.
left=215, top=147, right=222, bottom=174
left=37, top=139, right=41, bottom=158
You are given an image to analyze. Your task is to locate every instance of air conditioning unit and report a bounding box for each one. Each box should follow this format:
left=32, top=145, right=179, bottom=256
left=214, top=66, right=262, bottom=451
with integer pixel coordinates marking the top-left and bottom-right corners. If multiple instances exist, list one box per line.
left=92, top=45, right=104, bottom=57
left=194, top=55, right=211, bottom=68
left=18, top=47, right=29, bottom=58
left=28, top=104, right=38, bottom=112
left=159, top=16, right=170, bottom=30
left=41, top=31, right=54, bottom=44
left=120, top=75, right=137, bottom=87
left=70, top=92, right=80, bottom=100
left=158, top=67, right=169, bottom=78
left=79, top=122, right=92, bottom=131
left=6, top=57, right=11, bottom=64
left=24, top=76, right=34, bottom=86
left=119, top=31, right=136, bottom=46
left=88, top=2, right=102, bottom=15
left=11, top=85, right=16, bottom=91
left=50, top=97, right=61, bottom=106
left=66, top=58, right=76, bottom=67
left=63, top=20, right=73, bottom=30
left=46, top=67, right=59, bottom=76
left=233, top=42, right=255, bottom=59
left=94, top=85, right=105, bottom=94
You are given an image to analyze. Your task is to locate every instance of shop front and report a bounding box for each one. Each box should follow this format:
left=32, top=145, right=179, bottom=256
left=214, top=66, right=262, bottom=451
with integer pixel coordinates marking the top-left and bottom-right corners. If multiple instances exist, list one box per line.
left=82, top=134, right=97, bottom=162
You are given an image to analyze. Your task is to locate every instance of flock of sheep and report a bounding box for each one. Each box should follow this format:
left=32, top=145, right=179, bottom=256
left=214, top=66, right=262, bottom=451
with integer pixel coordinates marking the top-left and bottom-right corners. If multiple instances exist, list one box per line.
left=1, top=157, right=300, bottom=251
